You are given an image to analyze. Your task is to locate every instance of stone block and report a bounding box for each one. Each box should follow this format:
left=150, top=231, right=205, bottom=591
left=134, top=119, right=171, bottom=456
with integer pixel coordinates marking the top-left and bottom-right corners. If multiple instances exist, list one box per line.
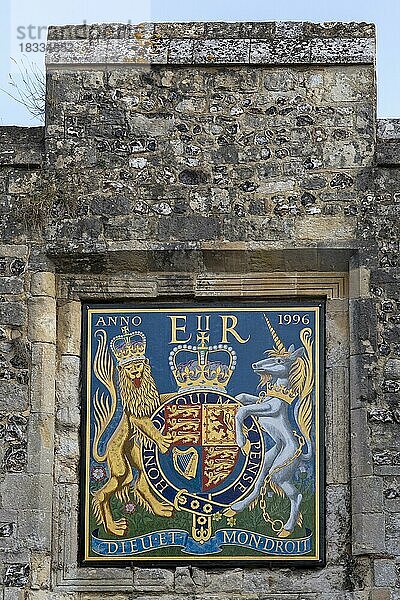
left=3, top=563, right=29, bottom=587
left=0, top=530, right=17, bottom=551
left=168, top=39, right=194, bottom=64
left=349, top=298, right=377, bottom=355
left=30, top=343, right=56, bottom=414
left=385, top=513, right=400, bottom=555
left=349, top=264, right=370, bottom=299
left=262, top=69, right=299, bottom=91
left=325, top=485, right=351, bottom=564
left=247, top=565, right=345, bottom=593
left=0, top=277, right=23, bottom=295
left=377, top=139, right=400, bottom=165
left=30, top=552, right=51, bottom=590
left=133, top=567, right=174, bottom=592
left=0, top=124, right=43, bottom=166
left=57, top=300, right=81, bottom=356
left=242, top=22, right=277, bottom=38
left=30, top=273, right=55, bottom=298
left=1, top=474, right=52, bottom=512
left=384, top=359, right=400, bottom=380
left=28, top=297, right=56, bottom=344
left=352, top=513, right=385, bottom=554
left=374, top=559, right=398, bottom=587
left=350, top=354, right=376, bottom=409
left=56, top=355, right=80, bottom=423
left=304, top=22, right=375, bottom=38
left=0, top=302, right=26, bottom=327
left=370, top=590, right=392, bottom=600
left=158, top=215, right=220, bottom=242
left=311, top=38, right=375, bottom=64
left=27, top=413, right=55, bottom=475
left=0, top=380, right=28, bottom=412
left=154, top=21, right=205, bottom=38
left=323, top=67, right=374, bottom=103
left=46, top=38, right=104, bottom=65
left=326, top=308, right=349, bottom=367
left=369, top=416, right=399, bottom=447
left=8, top=171, right=39, bottom=194
left=203, top=569, right=244, bottom=593
left=4, top=589, right=26, bottom=600
left=16, top=509, right=52, bottom=552
left=250, top=39, right=311, bottom=64
left=55, top=428, right=79, bottom=483
left=241, top=570, right=273, bottom=592
left=276, top=21, right=305, bottom=37
left=0, top=510, right=17, bottom=524
left=110, top=38, right=170, bottom=64
left=0, top=246, right=28, bottom=259
left=26, top=247, right=54, bottom=274
left=204, top=22, right=243, bottom=38
left=193, top=39, right=250, bottom=63
left=325, top=366, right=350, bottom=485
left=294, top=215, right=356, bottom=242
left=351, top=408, right=373, bottom=477
left=352, top=476, right=383, bottom=514
left=174, top=566, right=196, bottom=593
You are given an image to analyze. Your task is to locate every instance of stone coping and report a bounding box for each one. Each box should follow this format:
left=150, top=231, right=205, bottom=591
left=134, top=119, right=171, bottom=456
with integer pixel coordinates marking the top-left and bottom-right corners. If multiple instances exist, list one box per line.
left=46, top=21, right=375, bottom=67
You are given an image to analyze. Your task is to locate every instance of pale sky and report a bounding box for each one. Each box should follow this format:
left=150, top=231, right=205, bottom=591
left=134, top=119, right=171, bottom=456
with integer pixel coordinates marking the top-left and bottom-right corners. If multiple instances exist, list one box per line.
left=1, top=0, right=400, bottom=125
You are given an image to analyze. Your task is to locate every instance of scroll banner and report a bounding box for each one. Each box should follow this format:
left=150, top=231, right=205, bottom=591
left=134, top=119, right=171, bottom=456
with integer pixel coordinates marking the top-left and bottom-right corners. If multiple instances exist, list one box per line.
left=92, top=528, right=312, bottom=557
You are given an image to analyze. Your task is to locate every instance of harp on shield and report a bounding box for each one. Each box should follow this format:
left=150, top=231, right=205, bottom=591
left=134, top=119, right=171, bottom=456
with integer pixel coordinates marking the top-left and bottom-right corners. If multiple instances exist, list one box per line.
left=172, top=447, right=199, bottom=480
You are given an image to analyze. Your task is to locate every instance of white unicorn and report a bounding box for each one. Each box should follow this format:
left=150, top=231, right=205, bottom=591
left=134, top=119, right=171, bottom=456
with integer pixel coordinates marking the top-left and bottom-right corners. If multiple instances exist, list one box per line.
left=229, top=316, right=314, bottom=538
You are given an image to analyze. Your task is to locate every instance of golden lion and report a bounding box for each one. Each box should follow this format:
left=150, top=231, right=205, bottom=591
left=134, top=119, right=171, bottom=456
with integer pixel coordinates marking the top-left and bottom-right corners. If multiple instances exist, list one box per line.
left=91, top=330, right=173, bottom=537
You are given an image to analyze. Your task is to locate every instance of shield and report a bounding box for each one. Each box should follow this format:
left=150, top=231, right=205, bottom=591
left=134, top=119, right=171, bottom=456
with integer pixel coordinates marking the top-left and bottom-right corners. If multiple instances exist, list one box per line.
left=164, top=403, right=239, bottom=493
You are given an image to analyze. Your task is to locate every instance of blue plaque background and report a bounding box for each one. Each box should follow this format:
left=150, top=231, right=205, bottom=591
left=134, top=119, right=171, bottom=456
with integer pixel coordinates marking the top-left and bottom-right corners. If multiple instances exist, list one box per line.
left=81, top=303, right=324, bottom=566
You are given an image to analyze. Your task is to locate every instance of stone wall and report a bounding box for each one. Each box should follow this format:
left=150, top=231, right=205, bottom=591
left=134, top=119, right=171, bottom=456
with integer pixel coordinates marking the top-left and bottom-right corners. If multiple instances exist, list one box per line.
left=0, top=21, right=398, bottom=600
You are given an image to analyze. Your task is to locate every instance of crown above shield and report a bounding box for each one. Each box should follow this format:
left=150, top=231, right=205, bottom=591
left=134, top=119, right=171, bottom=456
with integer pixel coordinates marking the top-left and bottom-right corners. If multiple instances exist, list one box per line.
left=169, top=333, right=237, bottom=392
left=110, top=326, right=146, bottom=365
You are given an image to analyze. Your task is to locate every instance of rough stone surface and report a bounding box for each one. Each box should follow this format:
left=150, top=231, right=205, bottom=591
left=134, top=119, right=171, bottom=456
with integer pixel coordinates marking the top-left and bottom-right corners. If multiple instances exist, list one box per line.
left=0, top=128, right=43, bottom=167
left=0, top=17, right=398, bottom=600
left=28, top=297, right=56, bottom=344
left=46, top=21, right=375, bottom=67
left=30, top=272, right=55, bottom=298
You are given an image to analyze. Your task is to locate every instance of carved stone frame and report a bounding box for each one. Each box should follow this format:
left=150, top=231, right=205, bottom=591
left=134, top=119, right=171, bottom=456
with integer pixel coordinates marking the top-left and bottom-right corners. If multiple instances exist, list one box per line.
left=27, top=252, right=377, bottom=592
left=26, top=258, right=349, bottom=592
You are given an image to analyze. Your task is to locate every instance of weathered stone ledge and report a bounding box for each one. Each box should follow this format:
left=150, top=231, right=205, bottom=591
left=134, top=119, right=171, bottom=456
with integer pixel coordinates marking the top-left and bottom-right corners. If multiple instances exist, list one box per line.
left=0, top=126, right=44, bottom=167
left=376, top=118, right=400, bottom=165
left=48, top=21, right=376, bottom=40
left=46, top=21, right=375, bottom=67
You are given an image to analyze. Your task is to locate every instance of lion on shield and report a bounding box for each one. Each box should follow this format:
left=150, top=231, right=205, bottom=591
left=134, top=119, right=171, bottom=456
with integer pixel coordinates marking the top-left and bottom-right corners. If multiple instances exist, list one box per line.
left=91, top=327, right=173, bottom=537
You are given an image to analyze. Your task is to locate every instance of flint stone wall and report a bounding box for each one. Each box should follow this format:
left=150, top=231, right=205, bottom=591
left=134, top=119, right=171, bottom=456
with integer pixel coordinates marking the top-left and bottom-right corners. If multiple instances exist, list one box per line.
left=0, top=21, right=399, bottom=600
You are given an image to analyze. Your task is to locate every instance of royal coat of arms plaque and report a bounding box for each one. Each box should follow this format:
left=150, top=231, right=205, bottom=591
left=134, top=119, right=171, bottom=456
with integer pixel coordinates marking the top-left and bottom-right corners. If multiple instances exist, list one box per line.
left=81, top=302, right=324, bottom=565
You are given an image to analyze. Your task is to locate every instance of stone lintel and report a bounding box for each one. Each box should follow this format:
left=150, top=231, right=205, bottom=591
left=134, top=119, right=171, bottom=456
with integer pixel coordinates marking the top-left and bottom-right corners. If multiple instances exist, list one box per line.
left=45, top=21, right=376, bottom=68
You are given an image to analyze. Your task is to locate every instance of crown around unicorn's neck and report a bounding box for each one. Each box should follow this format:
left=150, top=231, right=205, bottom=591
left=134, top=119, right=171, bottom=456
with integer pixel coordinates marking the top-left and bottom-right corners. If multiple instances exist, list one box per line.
left=264, top=382, right=297, bottom=405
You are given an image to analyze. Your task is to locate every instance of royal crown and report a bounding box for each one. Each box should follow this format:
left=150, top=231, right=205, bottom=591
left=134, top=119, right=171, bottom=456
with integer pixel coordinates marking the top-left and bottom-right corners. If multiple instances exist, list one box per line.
left=110, top=327, right=146, bottom=365
left=169, top=331, right=237, bottom=391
